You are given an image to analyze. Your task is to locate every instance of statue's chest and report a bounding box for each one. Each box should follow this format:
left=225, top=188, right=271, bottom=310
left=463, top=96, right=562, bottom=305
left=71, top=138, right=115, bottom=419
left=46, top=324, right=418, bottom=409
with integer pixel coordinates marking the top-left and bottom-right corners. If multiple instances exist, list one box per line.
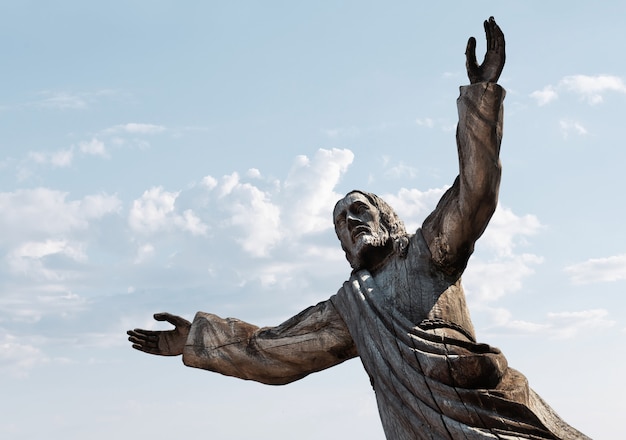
left=372, top=250, right=446, bottom=324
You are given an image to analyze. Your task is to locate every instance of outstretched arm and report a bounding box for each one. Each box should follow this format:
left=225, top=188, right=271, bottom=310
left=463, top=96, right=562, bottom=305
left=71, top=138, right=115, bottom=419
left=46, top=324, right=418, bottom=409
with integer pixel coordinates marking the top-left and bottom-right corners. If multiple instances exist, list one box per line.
left=128, top=300, right=357, bottom=385
left=422, top=17, right=506, bottom=274
left=182, top=300, right=357, bottom=385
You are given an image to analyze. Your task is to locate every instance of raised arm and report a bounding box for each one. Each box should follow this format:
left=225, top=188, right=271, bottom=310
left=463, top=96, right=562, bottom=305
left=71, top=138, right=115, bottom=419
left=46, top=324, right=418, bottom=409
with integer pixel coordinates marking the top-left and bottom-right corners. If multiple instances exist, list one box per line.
left=422, top=17, right=506, bottom=274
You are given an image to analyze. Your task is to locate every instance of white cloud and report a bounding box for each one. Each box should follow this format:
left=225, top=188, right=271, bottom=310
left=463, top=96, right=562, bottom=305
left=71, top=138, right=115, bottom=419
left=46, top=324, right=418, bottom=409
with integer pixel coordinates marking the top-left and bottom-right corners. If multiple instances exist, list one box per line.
left=480, top=206, right=543, bottom=257
left=128, top=186, right=207, bottom=236
left=175, top=209, right=208, bottom=236
left=531, top=74, right=626, bottom=106
left=464, top=205, right=544, bottom=303
left=559, top=119, right=588, bottom=138
left=27, top=149, right=74, bottom=167
left=247, top=168, right=262, bottom=179
left=6, top=239, right=87, bottom=283
left=322, top=126, right=360, bottom=138
left=129, top=187, right=178, bottom=233
left=223, top=183, right=281, bottom=257
left=0, top=188, right=121, bottom=242
left=105, top=123, right=166, bottom=135
left=0, top=334, right=48, bottom=377
left=384, top=162, right=419, bottom=180
left=282, top=148, right=354, bottom=236
left=218, top=172, right=240, bottom=197
left=201, top=175, right=218, bottom=190
left=27, top=151, right=47, bottom=164
left=381, top=187, right=446, bottom=232
left=480, top=307, right=614, bottom=340
left=133, top=243, right=155, bottom=264
left=415, top=117, right=434, bottom=128
left=465, top=253, right=543, bottom=303
left=51, top=149, right=73, bottom=166
left=530, top=85, right=558, bottom=106
left=564, top=254, right=626, bottom=284
left=31, top=89, right=118, bottom=111
left=35, top=91, right=87, bottom=109
left=192, top=148, right=354, bottom=258
left=124, top=123, right=165, bottom=134
left=10, top=239, right=85, bottom=261
left=546, top=309, right=615, bottom=339
left=560, top=74, right=626, bottom=105
left=79, top=138, right=108, bottom=157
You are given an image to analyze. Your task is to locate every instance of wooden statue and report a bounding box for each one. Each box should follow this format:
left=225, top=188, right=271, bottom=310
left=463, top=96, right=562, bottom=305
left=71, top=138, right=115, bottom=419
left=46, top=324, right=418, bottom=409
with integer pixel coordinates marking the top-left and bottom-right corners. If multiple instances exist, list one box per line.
left=128, top=18, right=589, bottom=439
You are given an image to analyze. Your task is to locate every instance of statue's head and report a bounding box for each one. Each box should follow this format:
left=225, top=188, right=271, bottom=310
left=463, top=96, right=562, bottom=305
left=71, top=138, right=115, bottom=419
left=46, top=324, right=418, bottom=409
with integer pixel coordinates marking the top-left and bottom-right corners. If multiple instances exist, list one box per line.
left=333, top=190, right=408, bottom=271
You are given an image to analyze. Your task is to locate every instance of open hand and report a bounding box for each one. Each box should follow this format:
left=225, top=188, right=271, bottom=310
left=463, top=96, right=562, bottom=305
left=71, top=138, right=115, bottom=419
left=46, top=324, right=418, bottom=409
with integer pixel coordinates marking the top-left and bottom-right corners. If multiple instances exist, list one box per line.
left=466, top=17, right=505, bottom=84
left=127, top=312, right=191, bottom=356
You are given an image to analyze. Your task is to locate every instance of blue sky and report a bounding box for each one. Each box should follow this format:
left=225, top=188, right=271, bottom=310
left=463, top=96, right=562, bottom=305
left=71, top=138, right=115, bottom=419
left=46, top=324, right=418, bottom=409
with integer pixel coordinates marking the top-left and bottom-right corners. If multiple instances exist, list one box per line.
left=2, top=2, right=625, bottom=439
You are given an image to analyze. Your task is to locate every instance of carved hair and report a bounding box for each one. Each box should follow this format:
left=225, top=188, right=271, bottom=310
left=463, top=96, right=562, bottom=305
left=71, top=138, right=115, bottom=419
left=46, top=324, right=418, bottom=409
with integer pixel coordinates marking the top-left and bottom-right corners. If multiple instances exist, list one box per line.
left=342, top=190, right=410, bottom=259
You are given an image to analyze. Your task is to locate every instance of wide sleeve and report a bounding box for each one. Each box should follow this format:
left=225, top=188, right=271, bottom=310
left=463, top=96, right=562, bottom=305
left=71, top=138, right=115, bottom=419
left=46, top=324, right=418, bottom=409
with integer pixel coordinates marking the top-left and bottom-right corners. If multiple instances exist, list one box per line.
left=182, top=299, right=357, bottom=385
left=422, top=82, right=505, bottom=274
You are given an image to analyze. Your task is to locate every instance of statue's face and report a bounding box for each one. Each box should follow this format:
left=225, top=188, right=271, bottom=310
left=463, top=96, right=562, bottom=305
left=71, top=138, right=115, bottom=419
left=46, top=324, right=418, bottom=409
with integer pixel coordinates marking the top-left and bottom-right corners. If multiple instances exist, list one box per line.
left=333, top=192, right=389, bottom=269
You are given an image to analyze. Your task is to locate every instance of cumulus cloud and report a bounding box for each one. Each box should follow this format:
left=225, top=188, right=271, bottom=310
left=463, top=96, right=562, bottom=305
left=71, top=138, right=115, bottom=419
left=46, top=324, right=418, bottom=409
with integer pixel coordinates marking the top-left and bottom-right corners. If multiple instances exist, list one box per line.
left=175, top=209, right=209, bottom=236
left=129, top=186, right=207, bottom=236
left=381, top=187, right=446, bottom=232
left=559, top=119, right=588, bottom=138
left=246, top=168, right=261, bottom=179
left=530, top=85, right=558, bottom=106
left=564, top=253, right=626, bottom=284
left=463, top=205, right=544, bottom=303
left=23, top=139, right=109, bottom=173
left=480, top=206, right=542, bottom=257
left=28, top=149, right=74, bottom=167
left=129, top=187, right=178, bottom=233
left=0, top=188, right=121, bottom=242
left=530, top=74, right=626, bottom=106
left=201, top=175, right=218, bottom=190
left=79, top=138, right=108, bottom=157
left=560, top=74, right=626, bottom=104
left=218, top=172, right=241, bottom=198
left=7, top=240, right=86, bottom=280
left=465, top=253, right=543, bottom=303
left=220, top=180, right=281, bottom=257
left=173, top=148, right=354, bottom=259
left=282, top=148, right=354, bottom=236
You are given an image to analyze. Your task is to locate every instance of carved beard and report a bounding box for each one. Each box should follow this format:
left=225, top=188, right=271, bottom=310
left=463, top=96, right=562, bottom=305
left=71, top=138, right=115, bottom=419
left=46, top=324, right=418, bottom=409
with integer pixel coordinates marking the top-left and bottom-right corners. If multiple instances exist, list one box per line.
left=348, top=228, right=390, bottom=271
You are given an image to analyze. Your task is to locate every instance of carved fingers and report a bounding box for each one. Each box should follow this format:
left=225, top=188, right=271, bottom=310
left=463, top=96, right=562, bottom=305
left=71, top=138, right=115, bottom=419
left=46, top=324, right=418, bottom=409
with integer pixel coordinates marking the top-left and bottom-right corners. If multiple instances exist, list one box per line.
left=154, top=312, right=191, bottom=328
left=127, top=312, right=191, bottom=356
left=466, top=17, right=505, bottom=84
left=127, top=328, right=163, bottom=355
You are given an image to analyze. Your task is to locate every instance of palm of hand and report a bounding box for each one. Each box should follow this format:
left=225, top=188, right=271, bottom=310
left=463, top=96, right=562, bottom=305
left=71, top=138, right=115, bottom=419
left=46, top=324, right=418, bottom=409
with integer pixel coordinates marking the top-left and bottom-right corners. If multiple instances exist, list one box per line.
left=466, top=17, right=505, bottom=84
left=127, top=312, right=191, bottom=356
